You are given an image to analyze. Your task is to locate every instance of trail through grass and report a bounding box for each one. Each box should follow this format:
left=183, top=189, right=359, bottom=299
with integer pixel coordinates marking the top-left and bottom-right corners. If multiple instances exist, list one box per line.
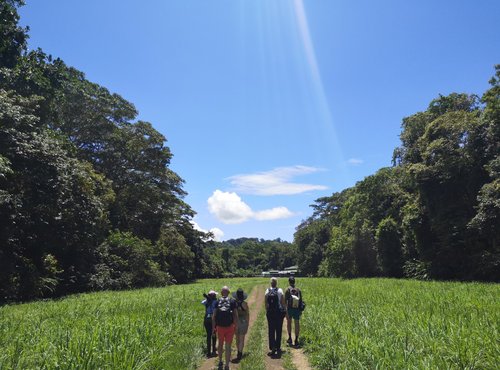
left=239, top=300, right=267, bottom=370
left=1, top=277, right=498, bottom=369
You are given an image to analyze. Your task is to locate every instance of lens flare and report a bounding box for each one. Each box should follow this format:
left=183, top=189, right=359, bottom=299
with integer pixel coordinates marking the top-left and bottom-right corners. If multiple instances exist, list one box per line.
left=292, top=0, right=345, bottom=169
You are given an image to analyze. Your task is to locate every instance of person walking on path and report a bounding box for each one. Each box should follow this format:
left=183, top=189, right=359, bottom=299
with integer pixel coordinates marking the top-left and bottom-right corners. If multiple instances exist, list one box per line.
left=231, top=288, right=249, bottom=363
left=201, top=290, right=218, bottom=357
left=212, top=286, right=238, bottom=370
left=285, top=276, right=303, bottom=347
left=265, top=277, right=286, bottom=358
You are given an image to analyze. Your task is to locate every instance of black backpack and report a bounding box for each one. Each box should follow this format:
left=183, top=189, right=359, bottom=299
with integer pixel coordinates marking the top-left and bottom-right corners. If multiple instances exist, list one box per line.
left=236, top=300, right=246, bottom=311
left=215, top=297, right=234, bottom=327
left=267, top=288, right=280, bottom=312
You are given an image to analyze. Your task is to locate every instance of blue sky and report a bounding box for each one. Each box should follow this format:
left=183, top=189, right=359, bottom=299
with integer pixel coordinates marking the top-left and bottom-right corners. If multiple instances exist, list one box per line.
left=20, top=0, right=500, bottom=242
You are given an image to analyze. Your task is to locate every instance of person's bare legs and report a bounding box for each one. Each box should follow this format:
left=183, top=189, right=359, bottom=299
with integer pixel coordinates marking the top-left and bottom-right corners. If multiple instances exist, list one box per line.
left=225, top=342, right=231, bottom=366
left=294, top=319, right=300, bottom=340
left=237, top=334, right=245, bottom=352
left=218, top=336, right=224, bottom=364
left=287, top=314, right=294, bottom=345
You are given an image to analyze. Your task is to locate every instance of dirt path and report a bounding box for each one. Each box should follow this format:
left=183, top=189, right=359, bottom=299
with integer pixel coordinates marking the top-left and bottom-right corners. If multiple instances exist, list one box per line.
left=289, top=346, right=312, bottom=370
left=264, top=313, right=312, bottom=370
left=265, top=304, right=312, bottom=370
left=198, top=285, right=266, bottom=370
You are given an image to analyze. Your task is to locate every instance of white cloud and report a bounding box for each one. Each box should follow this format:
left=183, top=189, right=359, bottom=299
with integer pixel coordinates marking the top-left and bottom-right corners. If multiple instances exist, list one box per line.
left=191, top=221, right=204, bottom=232
left=207, top=190, right=254, bottom=224
left=347, top=158, right=364, bottom=165
left=210, top=227, right=224, bottom=241
left=191, top=221, right=224, bottom=241
left=254, top=207, right=294, bottom=221
left=228, top=165, right=328, bottom=195
left=207, top=190, right=295, bottom=224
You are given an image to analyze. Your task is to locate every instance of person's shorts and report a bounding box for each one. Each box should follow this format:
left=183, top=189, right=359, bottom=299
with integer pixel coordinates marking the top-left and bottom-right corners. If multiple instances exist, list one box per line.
left=217, top=324, right=235, bottom=343
left=237, top=319, right=249, bottom=335
left=287, top=307, right=302, bottom=320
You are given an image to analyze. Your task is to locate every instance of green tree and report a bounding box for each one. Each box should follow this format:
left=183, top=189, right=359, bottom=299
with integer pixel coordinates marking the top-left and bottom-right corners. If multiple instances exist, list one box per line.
left=157, top=226, right=195, bottom=283
left=91, top=231, right=171, bottom=290
left=376, top=217, right=403, bottom=277
left=0, top=0, right=28, bottom=68
left=0, top=90, right=113, bottom=301
left=319, top=226, right=355, bottom=277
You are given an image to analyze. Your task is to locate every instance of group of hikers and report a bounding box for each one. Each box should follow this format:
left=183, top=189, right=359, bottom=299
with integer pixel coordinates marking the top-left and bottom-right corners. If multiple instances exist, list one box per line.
left=202, top=276, right=305, bottom=370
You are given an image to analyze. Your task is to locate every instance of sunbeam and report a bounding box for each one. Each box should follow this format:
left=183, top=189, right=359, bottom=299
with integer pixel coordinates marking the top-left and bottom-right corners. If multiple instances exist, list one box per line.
left=291, top=0, right=346, bottom=170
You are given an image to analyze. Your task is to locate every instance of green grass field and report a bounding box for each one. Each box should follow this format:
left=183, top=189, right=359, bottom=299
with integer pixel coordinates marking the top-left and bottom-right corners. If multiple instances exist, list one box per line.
left=0, top=278, right=260, bottom=370
left=1, top=277, right=498, bottom=369
left=299, top=278, right=500, bottom=369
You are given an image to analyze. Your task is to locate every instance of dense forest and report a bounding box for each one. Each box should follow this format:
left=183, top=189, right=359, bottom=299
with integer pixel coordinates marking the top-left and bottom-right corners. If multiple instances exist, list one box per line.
left=295, top=71, right=500, bottom=281
left=0, top=0, right=216, bottom=302
left=206, top=238, right=298, bottom=277
left=1, top=1, right=498, bottom=303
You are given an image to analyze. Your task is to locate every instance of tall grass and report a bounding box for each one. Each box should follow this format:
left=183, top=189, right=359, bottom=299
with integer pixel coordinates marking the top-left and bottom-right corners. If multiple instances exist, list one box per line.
left=239, top=304, right=267, bottom=370
left=0, top=278, right=260, bottom=370
left=2, top=277, right=498, bottom=369
left=298, top=278, right=499, bottom=369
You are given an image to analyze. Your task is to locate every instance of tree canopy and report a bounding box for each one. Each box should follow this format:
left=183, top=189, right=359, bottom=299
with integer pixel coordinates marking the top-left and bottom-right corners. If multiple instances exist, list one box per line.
left=0, top=1, right=210, bottom=302
left=296, top=67, right=500, bottom=282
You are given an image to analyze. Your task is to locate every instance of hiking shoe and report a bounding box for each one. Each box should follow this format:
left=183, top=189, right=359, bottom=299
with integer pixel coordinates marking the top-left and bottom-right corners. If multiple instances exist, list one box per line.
left=294, top=340, right=300, bottom=347
left=231, top=352, right=242, bottom=364
left=217, top=361, right=223, bottom=370
left=224, top=366, right=230, bottom=370
left=287, top=338, right=293, bottom=345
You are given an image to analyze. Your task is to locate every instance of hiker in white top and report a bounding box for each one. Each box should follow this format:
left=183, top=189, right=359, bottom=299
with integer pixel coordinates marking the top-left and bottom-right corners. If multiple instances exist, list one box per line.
left=265, top=277, right=286, bottom=358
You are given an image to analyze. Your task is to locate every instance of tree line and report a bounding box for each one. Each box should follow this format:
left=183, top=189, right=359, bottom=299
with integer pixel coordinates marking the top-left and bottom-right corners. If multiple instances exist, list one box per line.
left=0, top=0, right=219, bottom=302
left=295, top=68, right=500, bottom=281
left=205, top=238, right=298, bottom=277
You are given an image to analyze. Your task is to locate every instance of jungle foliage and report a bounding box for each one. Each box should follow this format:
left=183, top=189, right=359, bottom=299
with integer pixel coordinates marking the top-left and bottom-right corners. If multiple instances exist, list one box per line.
left=0, top=1, right=211, bottom=302
left=295, top=68, right=500, bottom=281
left=205, top=237, right=298, bottom=277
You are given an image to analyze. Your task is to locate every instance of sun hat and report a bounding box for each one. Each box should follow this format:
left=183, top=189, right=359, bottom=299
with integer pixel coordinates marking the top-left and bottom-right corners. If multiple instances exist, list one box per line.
left=232, top=288, right=248, bottom=301
left=208, top=290, right=217, bottom=296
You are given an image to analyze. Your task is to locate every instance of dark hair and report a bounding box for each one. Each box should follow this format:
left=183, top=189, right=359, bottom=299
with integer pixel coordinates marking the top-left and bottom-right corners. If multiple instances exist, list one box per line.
left=288, top=276, right=295, bottom=285
left=236, top=288, right=244, bottom=301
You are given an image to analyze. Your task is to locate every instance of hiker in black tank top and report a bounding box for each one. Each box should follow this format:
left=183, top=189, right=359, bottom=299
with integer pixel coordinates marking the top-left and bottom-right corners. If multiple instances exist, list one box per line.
left=285, top=276, right=303, bottom=347
left=231, top=288, right=249, bottom=363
